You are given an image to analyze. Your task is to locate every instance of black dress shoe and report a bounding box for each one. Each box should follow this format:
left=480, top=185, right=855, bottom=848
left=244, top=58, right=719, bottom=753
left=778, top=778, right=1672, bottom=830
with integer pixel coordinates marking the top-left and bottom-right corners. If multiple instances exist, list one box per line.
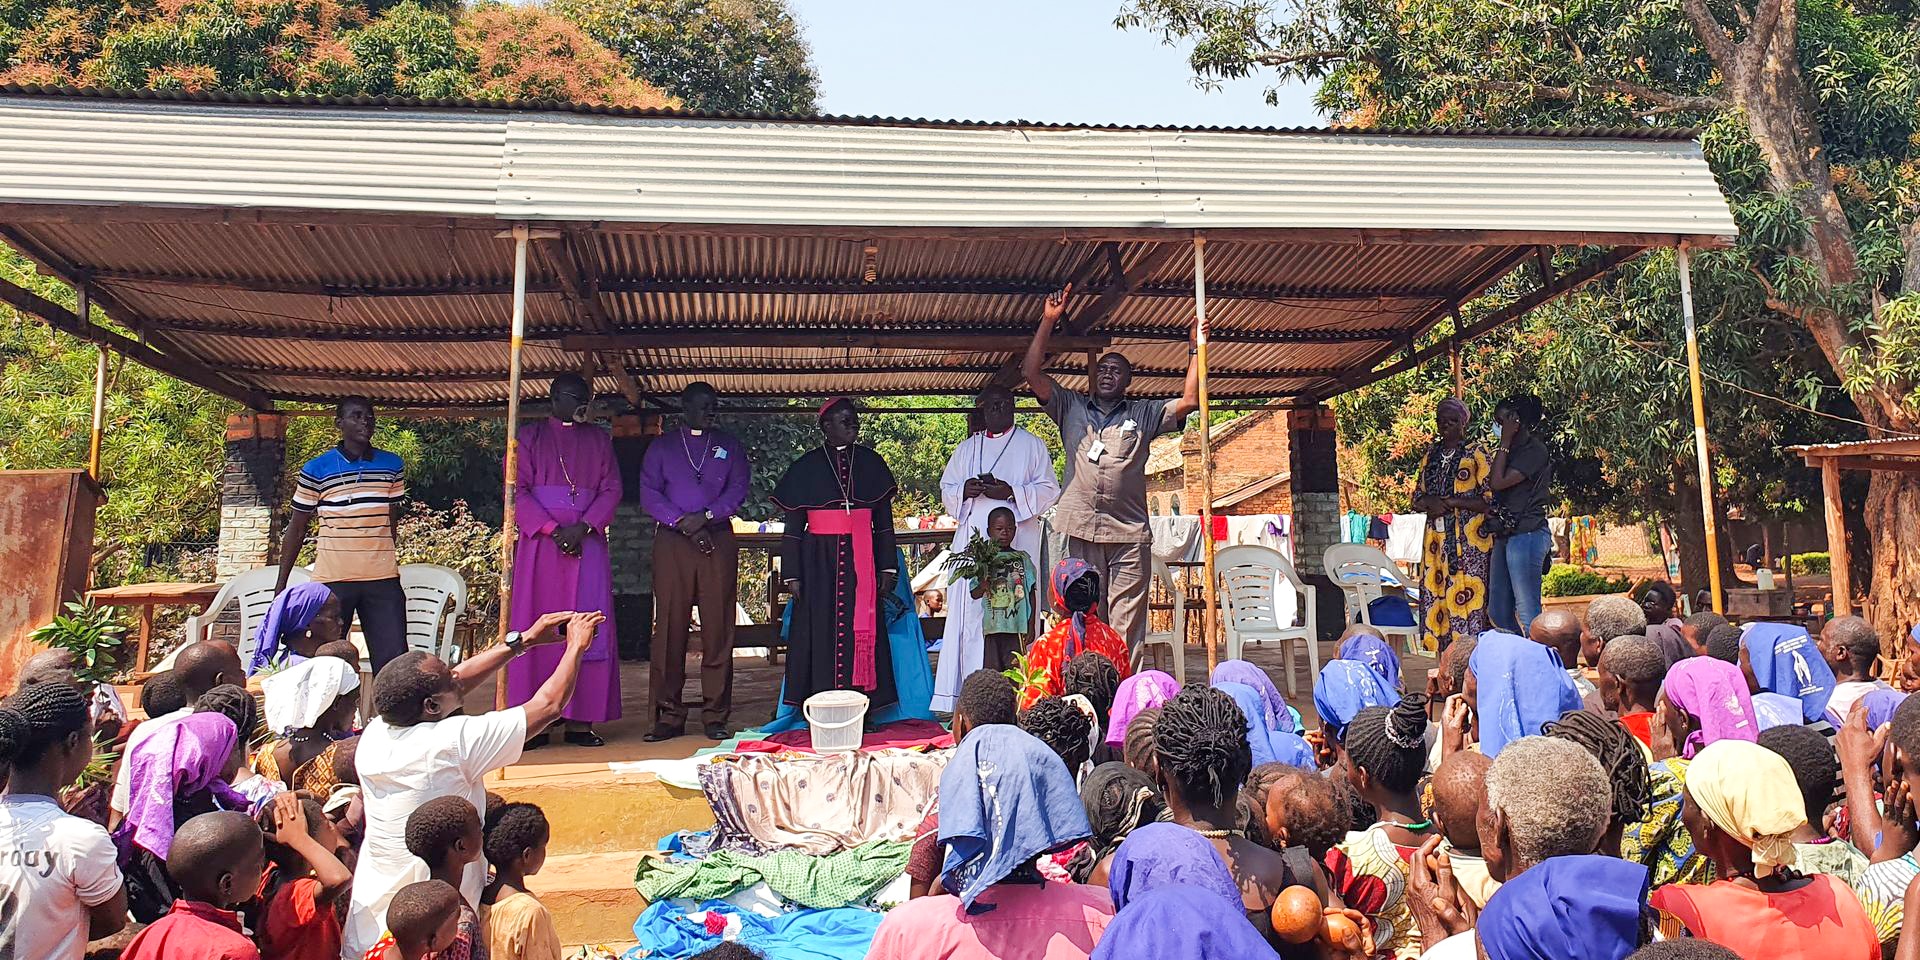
left=565, top=729, right=607, bottom=747
left=705, top=723, right=730, bottom=741
left=524, top=733, right=550, bottom=750
left=643, top=726, right=683, bottom=742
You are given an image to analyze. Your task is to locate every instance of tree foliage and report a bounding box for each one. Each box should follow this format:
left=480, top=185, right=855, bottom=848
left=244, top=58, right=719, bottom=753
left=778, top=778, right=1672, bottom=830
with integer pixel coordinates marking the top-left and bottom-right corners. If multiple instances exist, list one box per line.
left=547, top=0, right=818, bottom=113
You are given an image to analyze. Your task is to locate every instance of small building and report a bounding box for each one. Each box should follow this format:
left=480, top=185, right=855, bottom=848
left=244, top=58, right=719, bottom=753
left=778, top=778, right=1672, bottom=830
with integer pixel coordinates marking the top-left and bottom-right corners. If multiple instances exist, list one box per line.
left=1147, top=411, right=1356, bottom=516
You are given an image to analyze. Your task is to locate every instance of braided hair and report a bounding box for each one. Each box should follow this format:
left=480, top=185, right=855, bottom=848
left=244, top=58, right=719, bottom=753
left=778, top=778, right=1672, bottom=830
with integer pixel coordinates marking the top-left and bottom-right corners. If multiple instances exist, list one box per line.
left=1543, top=709, right=1652, bottom=827
left=1020, top=697, right=1093, bottom=773
left=1061, top=653, right=1120, bottom=727
left=195, top=684, right=259, bottom=743
left=1153, top=687, right=1252, bottom=810
left=1122, top=707, right=1162, bottom=774
left=1342, top=694, right=1429, bottom=796
left=0, top=681, right=89, bottom=771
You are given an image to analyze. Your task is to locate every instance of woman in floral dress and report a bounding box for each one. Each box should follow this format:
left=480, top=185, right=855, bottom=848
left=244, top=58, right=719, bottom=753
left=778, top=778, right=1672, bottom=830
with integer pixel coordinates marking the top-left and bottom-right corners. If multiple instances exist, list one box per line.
left=1412, top=398, right=1494, bottom=654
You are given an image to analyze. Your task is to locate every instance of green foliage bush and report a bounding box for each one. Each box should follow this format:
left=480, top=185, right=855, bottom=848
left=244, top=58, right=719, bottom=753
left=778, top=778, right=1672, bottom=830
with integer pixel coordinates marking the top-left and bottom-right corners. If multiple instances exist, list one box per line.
left=1542, top=564, right=1633, bottom=598
left=1785, top=552, right=1831, bottom=575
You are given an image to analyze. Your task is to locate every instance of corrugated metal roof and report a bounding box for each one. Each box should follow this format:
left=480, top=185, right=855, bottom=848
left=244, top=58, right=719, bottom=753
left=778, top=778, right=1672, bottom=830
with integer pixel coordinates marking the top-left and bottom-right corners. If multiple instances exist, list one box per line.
left=0, top=91, right=1741, bottom=406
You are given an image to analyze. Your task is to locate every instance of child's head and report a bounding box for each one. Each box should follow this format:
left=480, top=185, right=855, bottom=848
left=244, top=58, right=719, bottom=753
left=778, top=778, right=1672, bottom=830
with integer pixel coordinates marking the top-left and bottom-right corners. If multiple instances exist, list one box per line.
left=388, top=880, right=462, bottom=957
left=1019, top=696, right=1093, bottom=773
left=405, top=795, right=483, bottom=876
left=986, top=507, right=1017, bottom=548
left=139, top=670, right=191, bottom=718
left=1430, top=750, right=1493, bottom=852
left=953, top=669, right=1018, bottom=742
left=1262, top=766, right=1349, bottom=859
left=314, top=640, right=362, bottom=669
left=259, top=795, right=344, bottom=873
left=332, top=736, right=362, bottom=786
left=483, top=802, right=551, bottom=880
left=168, top=810, right=265, bottom=908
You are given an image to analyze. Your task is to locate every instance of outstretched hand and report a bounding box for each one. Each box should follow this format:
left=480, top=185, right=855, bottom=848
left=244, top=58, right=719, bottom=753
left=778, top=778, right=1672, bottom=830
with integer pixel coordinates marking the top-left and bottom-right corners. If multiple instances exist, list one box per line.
left=565, top=611, right=606, bottom=651
left=1406, top=835, right=1476, bottom=952
left=1041, top=283, right=1073, bottom=324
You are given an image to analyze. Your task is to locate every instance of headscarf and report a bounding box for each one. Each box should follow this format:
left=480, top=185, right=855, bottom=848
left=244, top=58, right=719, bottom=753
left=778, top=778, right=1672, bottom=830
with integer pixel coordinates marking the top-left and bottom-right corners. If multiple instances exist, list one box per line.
left=1437, top=397, right=1471, bottom=421
left=1476, top=855, right=1650, bottom=960
left=1685, top=740, right=1806, bottom=877
left=1468, top=630, right=1583, bottom=757
left=1217, top=682, right=1315, bottom=770
left=116, top=712, right=248, bottom=860
left=1313, top=659, right=1397, bottom=740
left=1863, top=688, right=1909, bottom=730
left=1079, top=762, right=1165, bottom=861
left=261, top=656, right=360, bottom=736
left=938, top=725, right=1091, bottom=911
left=1051, top=558, right=1099, bottom=660
left=1061, top=693, right=1103, bottom=783
left=1211, top=659, right=1296, bottom=733
left=1661, top=657, right=1757, bottom=758
left=1090, top=886, right=1280, bottom=960
left=1107, top=670, right=1181, bottom=747
left=1107, top=822, right=1242, bottom=913
left=1338, top=633, right=1403, bottom=691
left=1741, top=623, right=1835, bottom=722
left=249, top=581, right=335, bottom=675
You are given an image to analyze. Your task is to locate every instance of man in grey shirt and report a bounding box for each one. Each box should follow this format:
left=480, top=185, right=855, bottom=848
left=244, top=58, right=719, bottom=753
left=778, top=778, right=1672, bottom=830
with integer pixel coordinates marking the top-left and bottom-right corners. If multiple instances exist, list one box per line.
left=1022, top=283, right=1200, bottom=651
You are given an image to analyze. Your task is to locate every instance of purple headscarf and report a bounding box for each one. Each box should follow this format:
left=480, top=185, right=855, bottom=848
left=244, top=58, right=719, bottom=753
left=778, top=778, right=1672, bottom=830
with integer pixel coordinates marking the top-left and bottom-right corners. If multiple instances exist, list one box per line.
left=1338, top=633, right=1403, bottom=691
left=1091, top=886, right=1280, bottom=960
left=115, top=712, right=248, bottom=859
left=1662, top=657, right=1758, bottom=758
left=1107, top=670, right=1181, bottom=747
left=250, top=581, right=335, bottom=675
left=1108, top=822, right=1242, bottom=913
left=1210, top=659, right=1294, bottom=734
left=1861, top=688, right=1909, bottom=730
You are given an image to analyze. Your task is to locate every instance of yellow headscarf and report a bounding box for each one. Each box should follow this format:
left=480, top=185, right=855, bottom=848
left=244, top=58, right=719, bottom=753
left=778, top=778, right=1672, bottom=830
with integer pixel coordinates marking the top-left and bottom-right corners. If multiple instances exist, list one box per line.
left=1686, top=739, right=1806, bottom=877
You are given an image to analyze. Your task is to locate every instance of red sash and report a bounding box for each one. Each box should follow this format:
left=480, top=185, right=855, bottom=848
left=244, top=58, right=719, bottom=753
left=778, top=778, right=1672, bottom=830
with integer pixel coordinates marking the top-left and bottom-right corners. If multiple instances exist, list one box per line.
left=808, top=508, right=878, bottom=689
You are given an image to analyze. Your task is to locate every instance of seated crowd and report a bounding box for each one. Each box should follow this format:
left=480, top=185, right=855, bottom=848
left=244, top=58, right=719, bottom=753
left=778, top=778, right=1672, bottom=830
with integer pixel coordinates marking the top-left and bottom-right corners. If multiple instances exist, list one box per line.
left=4, top=577, right=1919, bottom=960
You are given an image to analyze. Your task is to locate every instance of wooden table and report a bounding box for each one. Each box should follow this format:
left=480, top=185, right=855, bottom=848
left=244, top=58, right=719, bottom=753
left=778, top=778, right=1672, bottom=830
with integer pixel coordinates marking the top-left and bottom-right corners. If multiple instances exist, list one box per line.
left=85, top=580, right=219, bottom=674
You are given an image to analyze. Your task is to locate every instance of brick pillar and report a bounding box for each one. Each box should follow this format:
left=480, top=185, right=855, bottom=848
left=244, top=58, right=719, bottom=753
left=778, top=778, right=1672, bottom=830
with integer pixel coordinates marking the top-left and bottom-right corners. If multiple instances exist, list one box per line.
left=609, top=414, right=659, bottom=661
left=1288, top=406, right=1344, bottom=641
left=217, top=412, right=286, bottom=580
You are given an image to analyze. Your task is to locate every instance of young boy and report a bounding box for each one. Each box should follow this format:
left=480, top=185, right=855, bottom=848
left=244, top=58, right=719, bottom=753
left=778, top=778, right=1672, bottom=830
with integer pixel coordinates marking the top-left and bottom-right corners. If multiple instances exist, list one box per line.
left=365, top=880, right=462, bottom=960
left=257, top=793, right=353, bottom=960
left=1428, top=751, right=1498, bottom=908
left=483, top=803, right=561, bottom=960
left=970, top=506, right=1037, bottom=672
left=1595, top=634, right=1666, bottom=751
left=121, top=810, right=266, bottom=960
left=404, top=796, right=487, bottom=960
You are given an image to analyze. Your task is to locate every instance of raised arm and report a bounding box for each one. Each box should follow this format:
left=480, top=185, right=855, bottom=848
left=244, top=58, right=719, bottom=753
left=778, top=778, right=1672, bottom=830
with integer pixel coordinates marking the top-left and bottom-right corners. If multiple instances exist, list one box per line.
left=1022, top=284, right=1072, bottom=405
left=521, top=612, right=604, bottom=736
left=1165, top=313, right=1202, bottom=423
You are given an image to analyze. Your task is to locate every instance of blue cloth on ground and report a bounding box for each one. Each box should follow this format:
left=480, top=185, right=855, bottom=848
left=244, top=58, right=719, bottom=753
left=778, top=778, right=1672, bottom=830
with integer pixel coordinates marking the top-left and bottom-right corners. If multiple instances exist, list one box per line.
left=628, top=899, right=881, bottom=960
left=762, top=547, right=936, bottom=732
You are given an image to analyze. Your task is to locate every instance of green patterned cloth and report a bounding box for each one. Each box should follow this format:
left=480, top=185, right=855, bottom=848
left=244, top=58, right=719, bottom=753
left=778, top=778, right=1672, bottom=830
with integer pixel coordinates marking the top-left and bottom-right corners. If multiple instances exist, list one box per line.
left=634, top=839, right=912, bottom=910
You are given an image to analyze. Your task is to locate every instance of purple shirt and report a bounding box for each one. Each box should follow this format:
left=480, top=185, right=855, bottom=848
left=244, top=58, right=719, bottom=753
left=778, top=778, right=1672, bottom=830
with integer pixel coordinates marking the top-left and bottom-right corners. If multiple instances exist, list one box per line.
left=640, top=427, right=751, bottom=526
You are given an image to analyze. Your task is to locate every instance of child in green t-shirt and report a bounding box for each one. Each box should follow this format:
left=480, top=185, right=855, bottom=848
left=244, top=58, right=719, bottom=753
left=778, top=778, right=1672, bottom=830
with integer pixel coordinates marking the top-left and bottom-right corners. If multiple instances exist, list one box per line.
left=970, top=506, right=1037, bottom=671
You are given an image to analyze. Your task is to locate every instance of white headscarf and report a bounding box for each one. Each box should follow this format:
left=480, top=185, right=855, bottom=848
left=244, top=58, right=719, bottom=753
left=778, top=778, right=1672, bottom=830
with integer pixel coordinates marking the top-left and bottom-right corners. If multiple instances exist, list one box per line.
left=262, top=656, right=360, bottom=736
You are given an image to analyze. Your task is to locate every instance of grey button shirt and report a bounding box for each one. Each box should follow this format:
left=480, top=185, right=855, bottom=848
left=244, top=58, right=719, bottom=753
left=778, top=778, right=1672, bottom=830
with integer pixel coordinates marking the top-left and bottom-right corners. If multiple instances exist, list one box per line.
left=1043, top=389, right=1187, bottom=542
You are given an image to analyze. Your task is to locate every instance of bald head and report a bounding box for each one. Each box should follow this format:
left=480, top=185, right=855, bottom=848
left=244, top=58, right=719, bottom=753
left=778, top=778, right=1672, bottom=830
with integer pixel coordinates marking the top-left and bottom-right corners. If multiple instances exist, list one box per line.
left=174, top=640, right=243, bottom=698
left=15, top=648, right=82, bottom=693
left=1530, top=609, right=1584, bottom=667
left=168, top=810, right=264, bottom=906
left=1432, top=750, right=1493, bottom=852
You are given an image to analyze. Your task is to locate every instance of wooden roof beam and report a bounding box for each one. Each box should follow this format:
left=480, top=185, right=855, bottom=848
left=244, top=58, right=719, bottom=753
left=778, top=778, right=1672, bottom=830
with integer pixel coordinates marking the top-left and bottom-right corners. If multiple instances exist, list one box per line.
left=987, top=242, right=1182, bottom=388
left=537, top=232, right=642, bottom=406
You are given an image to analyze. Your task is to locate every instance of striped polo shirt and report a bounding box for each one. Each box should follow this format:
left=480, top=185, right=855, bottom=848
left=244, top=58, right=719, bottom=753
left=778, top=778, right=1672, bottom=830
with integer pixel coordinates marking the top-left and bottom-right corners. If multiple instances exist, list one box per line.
left=293, top=447, right=406, bottom=583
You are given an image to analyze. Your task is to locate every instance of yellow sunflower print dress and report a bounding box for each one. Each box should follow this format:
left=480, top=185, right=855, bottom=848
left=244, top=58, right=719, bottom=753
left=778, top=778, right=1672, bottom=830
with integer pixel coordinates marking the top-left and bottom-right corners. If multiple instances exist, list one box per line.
left=1416, top=441, right=1494, bottom=653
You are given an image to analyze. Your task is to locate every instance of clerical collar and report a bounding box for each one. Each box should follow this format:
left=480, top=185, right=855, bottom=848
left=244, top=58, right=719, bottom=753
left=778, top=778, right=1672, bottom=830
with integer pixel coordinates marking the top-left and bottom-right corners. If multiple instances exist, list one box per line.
left=985, top=429, right=1010, bottom=439
left=832, top=444, right=850, bottom=452
left=688, top=428, right=704, bottom=436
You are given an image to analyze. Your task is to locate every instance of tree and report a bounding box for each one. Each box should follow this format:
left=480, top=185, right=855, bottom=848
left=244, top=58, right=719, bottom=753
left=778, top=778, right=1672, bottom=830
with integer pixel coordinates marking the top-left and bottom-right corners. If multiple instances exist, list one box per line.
left=548, top=0, right=818, bottom=113
left=1120, top=0, right=1919, bottom=640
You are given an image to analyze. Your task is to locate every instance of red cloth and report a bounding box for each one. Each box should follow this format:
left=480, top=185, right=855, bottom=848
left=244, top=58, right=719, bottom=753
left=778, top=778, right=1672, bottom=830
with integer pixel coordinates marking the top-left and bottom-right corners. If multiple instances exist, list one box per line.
left=1020, top=614, right=1131, bottom=710
left=1210, top=515, right=1228, bottom=540
left=1650, top=874, right=1878, bottom=959
left=737, top=719, right=954, bottom=754
left=123, top=900, right=261, bottom=960
left=260, top=878, right=341, bottom=960
left=1618, top=711, right=1655, bottom=749
left=808, top=508, right=880, bottom=688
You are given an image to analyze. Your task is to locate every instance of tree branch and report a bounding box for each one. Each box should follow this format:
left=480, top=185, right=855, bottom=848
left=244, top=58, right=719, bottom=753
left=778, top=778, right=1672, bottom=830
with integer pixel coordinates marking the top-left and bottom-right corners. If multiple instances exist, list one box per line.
left=1741, top=0, right=1788, bottom=78
left=1253, top=48, right=1350, bottom=69
left=1681, top=0, right=1738, bottom=71
left=1469, top=78, right=1729, bottom=114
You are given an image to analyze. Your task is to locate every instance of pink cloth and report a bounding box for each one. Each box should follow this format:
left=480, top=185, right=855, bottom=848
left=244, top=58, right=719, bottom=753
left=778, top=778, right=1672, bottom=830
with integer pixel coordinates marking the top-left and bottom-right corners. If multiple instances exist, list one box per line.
left=869, top=883, right=1113, bottom=960
left=1105, top=670, right=1182, bottom=747
left=1663, top=657, right=1758, bottom=758
left=506, top=419, right=622, bottom=723
left=737, top=719, right=952, bottom=754
left=808, top=508, right=879, bottom=689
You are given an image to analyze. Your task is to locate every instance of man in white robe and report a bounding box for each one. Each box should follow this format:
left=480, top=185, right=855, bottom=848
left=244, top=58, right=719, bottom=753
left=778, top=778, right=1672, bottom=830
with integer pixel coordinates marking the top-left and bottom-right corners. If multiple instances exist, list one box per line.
left=932, top=385, right=1060, bottom=713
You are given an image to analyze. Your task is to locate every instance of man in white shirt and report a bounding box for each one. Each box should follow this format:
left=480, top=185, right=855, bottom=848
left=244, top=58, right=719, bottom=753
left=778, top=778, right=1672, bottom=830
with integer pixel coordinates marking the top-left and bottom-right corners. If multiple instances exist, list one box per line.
left=1821, top=614, right=1892, bottom=723
left=109, top=640, right=244, bottom=824
left=1529, top=609, right=1599, bottom=701
left=341, top=609, right=602, bottom=959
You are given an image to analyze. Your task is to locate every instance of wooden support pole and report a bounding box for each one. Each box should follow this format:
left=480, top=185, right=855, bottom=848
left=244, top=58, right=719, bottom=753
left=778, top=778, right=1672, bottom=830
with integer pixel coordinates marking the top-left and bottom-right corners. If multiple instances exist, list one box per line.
left=496, top=224, right=530, bottom=717
left=1821, top=458, right=1852, bottom=617
left=81, top=283, right=106, bottom=482
left=1195, top=233, right=1218, bottom=674
left=1678, top=246, right=1724, bottom=614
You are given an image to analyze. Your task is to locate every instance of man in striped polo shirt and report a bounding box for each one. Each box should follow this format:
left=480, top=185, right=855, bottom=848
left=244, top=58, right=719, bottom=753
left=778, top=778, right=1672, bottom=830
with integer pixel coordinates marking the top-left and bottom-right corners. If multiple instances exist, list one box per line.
left=275, top=396, right=410, bottom=672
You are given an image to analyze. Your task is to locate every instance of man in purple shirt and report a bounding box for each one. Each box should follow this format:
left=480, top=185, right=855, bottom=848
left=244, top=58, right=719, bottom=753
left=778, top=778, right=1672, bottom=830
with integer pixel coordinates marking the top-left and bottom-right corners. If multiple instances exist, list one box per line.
left=639, top=382, right=752, bottom=741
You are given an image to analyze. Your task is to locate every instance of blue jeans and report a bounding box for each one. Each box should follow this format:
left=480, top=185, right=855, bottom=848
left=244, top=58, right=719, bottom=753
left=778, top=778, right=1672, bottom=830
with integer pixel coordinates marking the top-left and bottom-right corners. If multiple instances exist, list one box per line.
left=1488, top=527, right=1552, bottom=635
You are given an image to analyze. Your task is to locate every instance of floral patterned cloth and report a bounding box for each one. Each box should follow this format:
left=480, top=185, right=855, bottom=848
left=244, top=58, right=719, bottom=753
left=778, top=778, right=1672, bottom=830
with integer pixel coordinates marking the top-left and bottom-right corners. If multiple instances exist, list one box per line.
left=1416, top=442, right=1494, bottom=653
left=1856, top=852, right=1919, bottom=945
left=1333, top=824, right=1422, bottom=958
left=1621, top=757, right=1716, bottom=888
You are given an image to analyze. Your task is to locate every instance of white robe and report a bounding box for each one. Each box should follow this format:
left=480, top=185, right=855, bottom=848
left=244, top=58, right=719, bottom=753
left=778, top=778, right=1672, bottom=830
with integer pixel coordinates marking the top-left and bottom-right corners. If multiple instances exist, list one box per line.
left=931, top=427, right=1060, bottom=712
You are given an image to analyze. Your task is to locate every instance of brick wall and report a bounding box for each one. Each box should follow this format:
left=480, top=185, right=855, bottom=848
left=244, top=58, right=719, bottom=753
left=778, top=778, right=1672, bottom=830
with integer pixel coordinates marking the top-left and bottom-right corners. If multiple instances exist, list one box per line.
left=217, top=413, right=285, bottom=580
left=1181, top=411, right=1293, bottom=515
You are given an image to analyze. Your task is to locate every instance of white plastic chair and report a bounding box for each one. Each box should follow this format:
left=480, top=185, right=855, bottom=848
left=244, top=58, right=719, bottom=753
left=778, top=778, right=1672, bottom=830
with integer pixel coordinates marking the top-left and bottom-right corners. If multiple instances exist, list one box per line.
left=1215, top=544, right=1319, bottom=695
left=399, top=563, right=467, bottom=663
left=1136, top=557, right=1187, bottom=679
left=186, top=566, right=311, bottom=670
left=1322, top=543, right=1421, bottom=655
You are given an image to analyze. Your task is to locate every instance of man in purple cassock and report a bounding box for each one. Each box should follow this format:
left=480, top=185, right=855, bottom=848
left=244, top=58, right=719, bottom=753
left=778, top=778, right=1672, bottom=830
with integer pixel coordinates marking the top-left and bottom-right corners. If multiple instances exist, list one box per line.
left=507, top=373, right=622, bottom=747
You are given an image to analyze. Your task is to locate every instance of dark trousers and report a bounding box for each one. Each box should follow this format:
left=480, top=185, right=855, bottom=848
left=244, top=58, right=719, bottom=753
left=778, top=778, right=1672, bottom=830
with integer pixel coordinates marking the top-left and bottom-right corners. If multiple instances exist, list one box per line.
left=329, top=576, right=407, bottom=673
left=650, top=525, right=739, bottom=728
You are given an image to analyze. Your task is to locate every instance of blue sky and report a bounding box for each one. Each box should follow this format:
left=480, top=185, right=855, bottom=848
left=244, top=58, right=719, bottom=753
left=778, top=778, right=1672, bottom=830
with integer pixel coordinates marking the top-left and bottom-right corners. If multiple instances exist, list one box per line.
left=785, top=0, right=1320, bottom=127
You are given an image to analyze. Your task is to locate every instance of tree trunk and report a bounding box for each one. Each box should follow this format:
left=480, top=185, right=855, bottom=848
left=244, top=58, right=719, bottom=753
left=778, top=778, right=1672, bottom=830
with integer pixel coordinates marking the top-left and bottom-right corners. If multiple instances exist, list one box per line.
left=1669, top=476, right=1737, bottom=604
left=1861, top=471, right=1920, bottom=655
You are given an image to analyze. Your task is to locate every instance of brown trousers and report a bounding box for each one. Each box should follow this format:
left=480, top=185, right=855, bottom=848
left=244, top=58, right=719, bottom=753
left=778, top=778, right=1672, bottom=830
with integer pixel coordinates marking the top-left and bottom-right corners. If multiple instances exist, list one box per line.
left=649, top=524, right=739, bottom=727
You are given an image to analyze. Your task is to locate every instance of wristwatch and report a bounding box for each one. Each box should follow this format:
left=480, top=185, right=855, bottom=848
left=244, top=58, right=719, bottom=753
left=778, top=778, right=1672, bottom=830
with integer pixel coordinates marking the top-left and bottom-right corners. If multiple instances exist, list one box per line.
left=704, top=509, right=715, bottom=521
left=502, top=630, right=526, bottom=657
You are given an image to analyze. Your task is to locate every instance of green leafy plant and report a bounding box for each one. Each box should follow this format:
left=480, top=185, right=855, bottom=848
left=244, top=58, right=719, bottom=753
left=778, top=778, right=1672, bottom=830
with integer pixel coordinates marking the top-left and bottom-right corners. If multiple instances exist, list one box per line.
left=29, top=601, right=127, bottom=685
left=1002, top=650, right=1049, bottom=704
left=943, top=532, right=1022, bottom=588
left=1785, top=552, right=1832, bottom=575
left=1542, top=565, right=1633, bottom=599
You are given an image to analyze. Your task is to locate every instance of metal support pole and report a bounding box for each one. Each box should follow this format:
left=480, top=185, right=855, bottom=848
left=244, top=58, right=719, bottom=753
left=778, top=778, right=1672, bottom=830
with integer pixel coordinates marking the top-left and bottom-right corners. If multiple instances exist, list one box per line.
left=496, top=225, right=530, bottom=714
left=1195, top=233, right=1218, bottom=673
left=81, top=284, right=105, bottom=481
left=1678, top=246, right=1724, bottom=614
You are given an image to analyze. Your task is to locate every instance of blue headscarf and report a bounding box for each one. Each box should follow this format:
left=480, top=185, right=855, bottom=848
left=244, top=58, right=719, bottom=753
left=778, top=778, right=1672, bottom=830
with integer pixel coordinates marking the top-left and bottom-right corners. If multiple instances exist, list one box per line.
left=1313, top=659, right=1397, bottom=740
left=1862, top=688, right=1909, bottom=730
left=1217, top=682, right=1316, bottom=770
left=1107, top=822, right=1242, bottom=913
left=1210, top=660, right=1297, bottom=733
left=249, top=581, right=335, bottom=675
left=1477, top=855, right=1650, bottom=960
left=1741, top=623, right=1836, bottom=723
left=1338, top=633, right=1403, bottom=691
left=1090, top=886, right=1280, bottom=960
left=1469, top=630, right=1583, bottom=758
left=938, top=725, right=1091, bottom=912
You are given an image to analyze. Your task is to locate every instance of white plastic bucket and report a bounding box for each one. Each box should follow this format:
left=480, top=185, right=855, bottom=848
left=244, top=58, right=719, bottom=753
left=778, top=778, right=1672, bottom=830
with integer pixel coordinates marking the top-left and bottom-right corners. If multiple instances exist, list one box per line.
left=803, top=690, right=870, bottom=753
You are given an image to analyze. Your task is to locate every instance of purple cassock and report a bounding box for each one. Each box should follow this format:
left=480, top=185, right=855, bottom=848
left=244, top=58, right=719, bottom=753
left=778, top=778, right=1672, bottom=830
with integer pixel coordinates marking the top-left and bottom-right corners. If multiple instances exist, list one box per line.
left=506, top=418, right=622, bottom=723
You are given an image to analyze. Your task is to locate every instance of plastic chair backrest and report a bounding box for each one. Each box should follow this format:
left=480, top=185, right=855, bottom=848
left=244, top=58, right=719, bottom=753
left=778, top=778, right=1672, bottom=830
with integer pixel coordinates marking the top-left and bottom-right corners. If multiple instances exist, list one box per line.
left=1149, top=557, right=1186, bottom=634
left=1322, top=543, right=1401, bottom=605
left=1215, top=544, right=1303, bottom=632
left=399, top=563, right=468, bottom=661
left=225, top=566, right=311, bottom=669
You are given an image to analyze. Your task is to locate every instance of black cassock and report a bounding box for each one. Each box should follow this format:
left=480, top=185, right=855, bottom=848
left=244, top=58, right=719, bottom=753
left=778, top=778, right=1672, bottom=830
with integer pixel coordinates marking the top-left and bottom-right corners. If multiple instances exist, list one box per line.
left=771, top=444, right=899, bottom=709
